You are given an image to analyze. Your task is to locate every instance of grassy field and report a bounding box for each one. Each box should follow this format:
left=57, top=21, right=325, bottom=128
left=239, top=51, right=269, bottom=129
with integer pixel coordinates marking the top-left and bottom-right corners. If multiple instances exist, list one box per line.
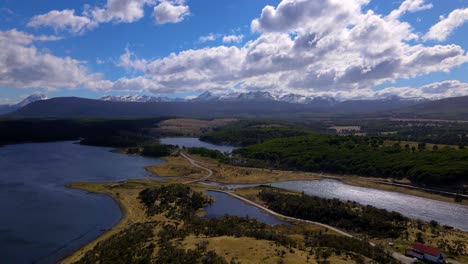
left=145, top=156, right=205, bottom=178
left=153, top=118, right=237, bottom=136
left=146, top=154, right=321, bottom=184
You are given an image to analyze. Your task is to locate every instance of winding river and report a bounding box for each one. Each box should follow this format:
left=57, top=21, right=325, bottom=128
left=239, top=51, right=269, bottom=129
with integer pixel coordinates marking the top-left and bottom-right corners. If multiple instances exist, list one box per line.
left=1, top=137, right=467, bottom=263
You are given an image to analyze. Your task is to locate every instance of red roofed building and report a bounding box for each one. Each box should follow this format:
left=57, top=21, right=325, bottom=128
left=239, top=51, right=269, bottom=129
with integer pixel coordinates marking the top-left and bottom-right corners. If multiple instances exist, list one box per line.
left=405, top=243, right=446, bottom=263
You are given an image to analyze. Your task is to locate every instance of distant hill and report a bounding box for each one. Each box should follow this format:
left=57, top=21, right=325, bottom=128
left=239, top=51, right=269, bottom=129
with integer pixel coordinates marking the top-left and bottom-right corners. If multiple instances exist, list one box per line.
left=7, top=95, right=440, bottom=119
left=0, top=94, right=47, bottom=115
left=393, top=96, right=468, bottom=120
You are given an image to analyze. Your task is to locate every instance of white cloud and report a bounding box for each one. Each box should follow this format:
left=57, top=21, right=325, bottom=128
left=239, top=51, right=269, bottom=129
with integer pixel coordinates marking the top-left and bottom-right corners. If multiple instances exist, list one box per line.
left=117, top=48, right=148, bottom=71
left=89, top=0, right=154, bottom=23
left=153, top=0, right=190, bottom=24
left=222, top=34, right=244, bottom=44
left=0, top=29, right=111, bottom=90
left=387, top=0, right=433, bottom=20
left=27, top=9, right=96, bottom=34
left=424, top=8, right=468, bottom=42
left=116, top=0, right=466, bottom=98
left=375, top=80, right=468, bottom=100
left=199, top=33, right=218, bottom=43
left=27, top=0, right=188, bottom=34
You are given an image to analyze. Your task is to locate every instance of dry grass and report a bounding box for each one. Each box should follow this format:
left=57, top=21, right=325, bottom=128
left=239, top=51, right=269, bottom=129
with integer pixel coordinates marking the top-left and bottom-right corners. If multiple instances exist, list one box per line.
left=375, top=221, right=468, bottom=263
left=181, top=235, right=354, bottom=264
left=146, top=153, right=322, bottom=184
left=145, top=155, right=205, bottom=178
left=154, top=118, right=237, bottom=136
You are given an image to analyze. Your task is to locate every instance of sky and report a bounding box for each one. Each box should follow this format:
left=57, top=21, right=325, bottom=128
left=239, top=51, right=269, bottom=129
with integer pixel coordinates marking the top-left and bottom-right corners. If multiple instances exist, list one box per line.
left=1, top=0, right=468, bottom=104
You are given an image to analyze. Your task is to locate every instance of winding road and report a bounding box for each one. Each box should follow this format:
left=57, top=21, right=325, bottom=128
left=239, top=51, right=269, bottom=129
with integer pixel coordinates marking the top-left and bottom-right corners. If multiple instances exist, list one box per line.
left=180, top=152, right=416, bottom=264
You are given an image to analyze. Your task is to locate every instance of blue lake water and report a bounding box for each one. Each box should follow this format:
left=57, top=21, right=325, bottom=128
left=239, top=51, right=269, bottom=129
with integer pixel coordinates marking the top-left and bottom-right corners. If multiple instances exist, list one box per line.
left=160, top=137, right=236, bottom=153
left=203, top=191, right=287, bottom=226
left=0, top=141, right=162, bottom=264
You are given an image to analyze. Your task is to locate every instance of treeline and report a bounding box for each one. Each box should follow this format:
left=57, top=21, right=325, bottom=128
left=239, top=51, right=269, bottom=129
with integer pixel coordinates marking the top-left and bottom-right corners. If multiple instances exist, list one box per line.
left=235, top=134, right=468, bottom=185
left=258, top=188, right=408, bottom=238
left=0, top=118, right=167, bottom=148
left=77, top=222, right=155, bottom=264
left=305, top=233, right=398, bottom=264
left=139, top=144, right=177, bottom=157
left=200, top=120, right=312, bottom=146
left=187, top=147, right=229, bottom=161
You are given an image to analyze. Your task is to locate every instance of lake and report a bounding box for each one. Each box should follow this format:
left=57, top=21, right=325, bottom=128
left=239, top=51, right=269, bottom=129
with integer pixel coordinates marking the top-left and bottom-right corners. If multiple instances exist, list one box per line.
left=160, top=137, right=236, bottom=153
left=226, top=179, right=468, bottom=231
left=0, top=141, right=162, bottom=264
left=203, top=191, right=287, bottom=226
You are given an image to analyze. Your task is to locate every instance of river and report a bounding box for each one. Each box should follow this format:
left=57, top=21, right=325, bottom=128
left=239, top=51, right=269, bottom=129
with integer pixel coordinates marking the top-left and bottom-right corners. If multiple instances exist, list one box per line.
left=1, top=138, right=467, bottom=263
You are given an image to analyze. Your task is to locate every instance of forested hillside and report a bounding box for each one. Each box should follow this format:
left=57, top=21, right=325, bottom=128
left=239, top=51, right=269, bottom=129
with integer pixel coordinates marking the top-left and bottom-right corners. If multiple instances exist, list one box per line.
left=235, top=134, right=468, bottom=186
left=200, top=120, right=312, bottom=146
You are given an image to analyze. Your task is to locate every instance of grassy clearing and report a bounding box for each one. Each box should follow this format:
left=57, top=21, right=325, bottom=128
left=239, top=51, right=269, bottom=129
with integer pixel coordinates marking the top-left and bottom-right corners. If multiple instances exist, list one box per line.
left=181, top=235, right=353, bottom=264
left=153, top=118, right=237, bottom=136
left=146, top=153, right=321, bottom=184
left=145, top=155, right=205, bottom=178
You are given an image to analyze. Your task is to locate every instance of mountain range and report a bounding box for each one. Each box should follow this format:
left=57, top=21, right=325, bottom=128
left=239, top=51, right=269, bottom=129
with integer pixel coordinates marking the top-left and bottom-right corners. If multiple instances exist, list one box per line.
left=0, top=94, right=47, bottom=115
left=3, top=91, right=466, bottom=120
left=99, top=91, right=425, bottom=106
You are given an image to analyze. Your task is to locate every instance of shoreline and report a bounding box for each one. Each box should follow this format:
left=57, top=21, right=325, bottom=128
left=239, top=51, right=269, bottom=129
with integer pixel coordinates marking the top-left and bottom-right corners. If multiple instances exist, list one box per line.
left=60, top=183, right=130, bottom=264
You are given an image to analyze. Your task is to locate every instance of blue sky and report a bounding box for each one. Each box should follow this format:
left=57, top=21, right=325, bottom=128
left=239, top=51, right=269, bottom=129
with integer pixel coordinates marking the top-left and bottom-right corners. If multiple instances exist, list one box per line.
left=1, top=0, right=468, bottom=103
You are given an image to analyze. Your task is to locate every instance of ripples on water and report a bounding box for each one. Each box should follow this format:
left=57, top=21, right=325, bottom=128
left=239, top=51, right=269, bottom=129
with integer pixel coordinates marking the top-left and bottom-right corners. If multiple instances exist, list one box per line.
left=226, top=180, right=468, bottom=231
left=0, top=142, right=162, bottom=264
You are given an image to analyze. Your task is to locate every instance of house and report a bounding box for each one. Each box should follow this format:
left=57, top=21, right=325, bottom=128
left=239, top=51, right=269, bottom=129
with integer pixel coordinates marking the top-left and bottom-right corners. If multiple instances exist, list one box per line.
left=405, top=243, right=446, bottom=263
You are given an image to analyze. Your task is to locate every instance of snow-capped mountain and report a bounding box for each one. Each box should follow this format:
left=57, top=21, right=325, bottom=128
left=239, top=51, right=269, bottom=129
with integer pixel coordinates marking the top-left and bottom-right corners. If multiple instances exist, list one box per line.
left=16, top=94, right=48, bottom=107
left=100, top=95, right=185, bottom=103
left=235, top=91, right=275, bottom=101
left=0, top=93, right=48, bottom=115
left=191, top=92, right=220, bottom=102
left=279, top=94, right=308, bottom=104
left=305, top=96, right=338, bottom=107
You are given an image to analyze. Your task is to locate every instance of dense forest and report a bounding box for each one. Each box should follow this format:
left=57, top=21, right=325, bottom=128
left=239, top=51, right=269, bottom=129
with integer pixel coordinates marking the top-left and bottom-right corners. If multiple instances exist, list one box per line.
left=235, top=134, right=468, bottom=186
left=0, top=118, right=167, bottom=147
left=258, top=187, right=408, bottom=239
left=200, top=120, right=312, bottom=146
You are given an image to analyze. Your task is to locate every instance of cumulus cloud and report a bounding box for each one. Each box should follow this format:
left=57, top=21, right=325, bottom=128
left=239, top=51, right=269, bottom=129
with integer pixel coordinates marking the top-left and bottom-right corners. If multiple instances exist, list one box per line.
left=153, top=0, right=190, bottom=24
left=0, top=29, right=111, bottom=90
left=116, top=0, right=467, bottom=98
left=387, top=0, right=433, bottom=20
left=88, top=0, right=153, bottom=24
left=27, top=0, right=188, bottom=34
left=199, top=33, right=218, bottom=43
left=27, top=9, right=96, bottom=34
left=424, top=8, right=468, bottom=42
left=375, top=80, right=468, bottom=100
left=222, top=34, right=244, bottom=44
